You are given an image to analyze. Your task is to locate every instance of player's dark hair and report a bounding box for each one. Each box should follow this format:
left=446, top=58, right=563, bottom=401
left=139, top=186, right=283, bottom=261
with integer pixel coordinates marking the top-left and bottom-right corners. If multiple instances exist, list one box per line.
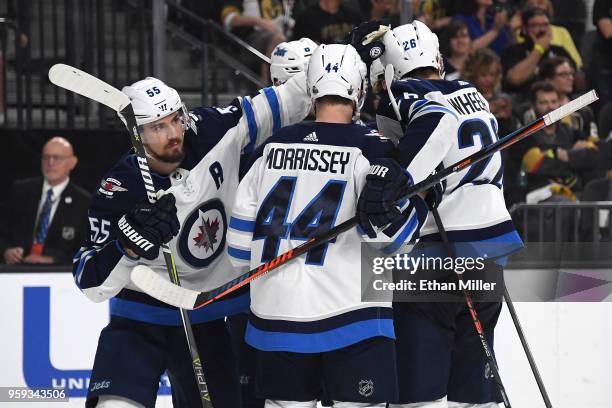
left=314, top=95, right=354, bottom=110
left=405, top=66, right=439, bottom=80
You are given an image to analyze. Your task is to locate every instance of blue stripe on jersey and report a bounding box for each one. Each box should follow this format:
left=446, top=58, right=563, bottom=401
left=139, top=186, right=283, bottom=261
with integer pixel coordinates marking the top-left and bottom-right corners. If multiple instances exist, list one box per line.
left=262, top=87, right=281, bottom=133
left=419, top=221, right=523, bottom=262
left=229, top=216, right=255, bottom=232
left=74, top=249, right=96, bottom=288
left=250, top=306, right=393, bottom=332
left=415, top=106, right=458, bottom=120
left=383, top=214, right=419, bottom=255
left=228, top=246, right=251, bottom=261
left=245, top=318, right=395, bottom=352
left=242, top=97, right=258, bottom=154
left=109, top=292, right=250, bottom=325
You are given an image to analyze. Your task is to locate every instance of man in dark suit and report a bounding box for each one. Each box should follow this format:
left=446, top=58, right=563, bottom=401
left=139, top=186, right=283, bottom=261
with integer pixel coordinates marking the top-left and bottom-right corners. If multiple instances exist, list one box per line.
left=0, top=137, right=91, bottom=265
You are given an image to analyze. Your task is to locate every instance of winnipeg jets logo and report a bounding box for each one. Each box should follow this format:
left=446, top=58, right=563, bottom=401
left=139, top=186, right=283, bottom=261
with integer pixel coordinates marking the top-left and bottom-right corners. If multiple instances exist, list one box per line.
left=193, top=216, right=220, bottom=252
left=98, top=177, right=128, bottom=198
left=178, top=199, right=227, bottom=268
left=274, top=47, right=287, bottom=57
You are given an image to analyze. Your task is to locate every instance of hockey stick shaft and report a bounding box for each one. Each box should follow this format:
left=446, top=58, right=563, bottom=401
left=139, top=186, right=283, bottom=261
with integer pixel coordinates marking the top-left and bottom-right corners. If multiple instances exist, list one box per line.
left=188, top=90, right=597, bottom=309
left=503, top=287, right=553, bottom=407
left=122, top=104, right=212, bottom=407
left=431, top=208, right=511, bottom=408
left=49, top=64, right=212, bottom=407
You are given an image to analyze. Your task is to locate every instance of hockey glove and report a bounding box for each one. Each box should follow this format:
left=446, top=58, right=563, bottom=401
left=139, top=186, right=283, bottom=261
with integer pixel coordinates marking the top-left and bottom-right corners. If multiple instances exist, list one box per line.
left=117, top=193, right=180, bottom=260
left=345, top=20, right=388, bottom=65
left=357, top=158, right=413, bottom=238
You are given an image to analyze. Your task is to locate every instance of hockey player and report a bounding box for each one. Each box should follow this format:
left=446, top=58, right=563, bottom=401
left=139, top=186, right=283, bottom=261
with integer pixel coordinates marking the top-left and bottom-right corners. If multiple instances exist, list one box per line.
left=226, top=43, right=429, bottom=408
left=270, top=37, right=318, bottom=86
left=72, top=74, right=311, bottom=407
left=352, top=21, right=524, bottom=407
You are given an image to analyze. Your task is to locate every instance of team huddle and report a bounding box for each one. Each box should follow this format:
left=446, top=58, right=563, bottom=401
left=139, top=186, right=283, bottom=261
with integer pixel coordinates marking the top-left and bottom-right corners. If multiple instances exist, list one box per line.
left=73, top=19, right=522, bottom=408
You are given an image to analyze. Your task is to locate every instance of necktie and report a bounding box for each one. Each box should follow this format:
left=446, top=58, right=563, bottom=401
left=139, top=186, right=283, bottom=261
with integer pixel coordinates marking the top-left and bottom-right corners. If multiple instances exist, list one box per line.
left=31, top=189, right=54, bottom=254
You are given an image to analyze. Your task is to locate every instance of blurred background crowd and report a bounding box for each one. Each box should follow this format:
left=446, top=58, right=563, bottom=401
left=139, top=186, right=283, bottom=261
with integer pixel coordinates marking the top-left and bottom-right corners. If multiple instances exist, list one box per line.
left=1, top=0, right=612, bottom=265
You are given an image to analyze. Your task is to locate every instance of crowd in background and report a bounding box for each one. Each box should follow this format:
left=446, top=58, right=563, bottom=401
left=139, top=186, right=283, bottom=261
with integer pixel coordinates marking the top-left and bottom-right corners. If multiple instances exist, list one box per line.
left=183, top=0, right=612, bottom=213
left=3, top=0, right=612, bottom=265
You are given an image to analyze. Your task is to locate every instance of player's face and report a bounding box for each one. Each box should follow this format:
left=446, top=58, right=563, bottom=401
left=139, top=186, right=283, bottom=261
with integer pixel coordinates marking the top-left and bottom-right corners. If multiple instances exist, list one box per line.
left=141, top=111, right=186, bottom=164
left=534, top=90, right=560, bottom=116
left=552, top=62, right=574, bottom=95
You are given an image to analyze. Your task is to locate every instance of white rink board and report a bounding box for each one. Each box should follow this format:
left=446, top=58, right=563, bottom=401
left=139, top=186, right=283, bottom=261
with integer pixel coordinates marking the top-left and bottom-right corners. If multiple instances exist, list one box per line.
left=0, top=272, right=172, bottom=407
left=1, top=272, right=611, bottom=407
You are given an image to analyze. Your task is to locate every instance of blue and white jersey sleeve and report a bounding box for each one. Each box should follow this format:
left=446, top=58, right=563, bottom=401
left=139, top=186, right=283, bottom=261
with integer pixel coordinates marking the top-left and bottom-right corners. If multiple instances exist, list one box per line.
left=72, top=165, right=143, bottom=302
left=394, top=96, right=458, bottom=183
left=72, top=204, right=134, bottom=302
left=354, top=159, right=429, bottom=254
left=226, top=157, right=262, bottom=269
left=235, top=72, right=311, bottom=155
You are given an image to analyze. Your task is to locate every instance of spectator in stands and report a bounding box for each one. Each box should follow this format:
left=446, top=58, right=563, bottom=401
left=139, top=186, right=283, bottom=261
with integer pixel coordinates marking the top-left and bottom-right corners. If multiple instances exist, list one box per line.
left=0, top=137, right=90, bottom=265
left=592, top=0, right=612, bottom=108
left=221, top=0, right=288, bottom=80
left=537, top=56, right=595, bottom=138
left=461, top=47, right=520, bottom=138
left=359, top=0, right=399, bottom=27
left=453, top=0, right=518, bottom=55
left=504, top=81, right=598, bottom=206
left=516, top=0, right=583, bottom=70
left=441, top=20, right=472, bottom=80
left=501, top=7, right=574, bottom=97
left=550, top=0, right=587, bottom=49
left=292, top=0, right=362, bottom=44
left=413, top=0, right=455, bottom=33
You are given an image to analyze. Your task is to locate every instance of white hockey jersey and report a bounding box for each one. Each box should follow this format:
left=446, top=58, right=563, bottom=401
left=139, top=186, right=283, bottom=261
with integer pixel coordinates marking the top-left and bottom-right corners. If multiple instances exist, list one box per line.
left=227, top=122, right=428, bottom=352
left=377, top=78, right=523, bottom=261
left=72, top=74, right=311, bottom=325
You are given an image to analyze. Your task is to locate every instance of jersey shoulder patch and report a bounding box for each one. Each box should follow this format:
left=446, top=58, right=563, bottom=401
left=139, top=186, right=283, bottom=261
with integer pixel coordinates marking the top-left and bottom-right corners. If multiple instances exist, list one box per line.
left=92, top=155, right=158, bottom=217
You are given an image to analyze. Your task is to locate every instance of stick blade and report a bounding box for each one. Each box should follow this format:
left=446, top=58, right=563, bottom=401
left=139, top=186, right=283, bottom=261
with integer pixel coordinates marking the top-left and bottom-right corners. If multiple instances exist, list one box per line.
left=544, top=89, right=598, bottom=125
left=131, top=265, right=198, bottom=310
left=48, top=64, right=130, bottom=112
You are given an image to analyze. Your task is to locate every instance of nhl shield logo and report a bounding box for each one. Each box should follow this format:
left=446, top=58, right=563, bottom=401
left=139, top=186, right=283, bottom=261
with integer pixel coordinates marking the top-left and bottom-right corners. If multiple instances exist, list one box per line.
left=178, top=199, right=227, bottom=268
left=358, top=379, right=374, bottom=397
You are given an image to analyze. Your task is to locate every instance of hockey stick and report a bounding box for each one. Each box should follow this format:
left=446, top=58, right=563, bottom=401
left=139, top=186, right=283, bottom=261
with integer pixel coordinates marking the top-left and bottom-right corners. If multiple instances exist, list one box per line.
left=48, top=64, right=213, bottom=408
left=430, top=208, right=512, bottom=408
left=131, top=88, right=598, bottom=310
left=503, top=286, right=553, bottom=407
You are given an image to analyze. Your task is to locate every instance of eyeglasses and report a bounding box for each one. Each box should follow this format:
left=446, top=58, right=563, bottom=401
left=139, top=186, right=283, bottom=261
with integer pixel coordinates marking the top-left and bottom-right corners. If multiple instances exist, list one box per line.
left=555, top=71, right=575, bottom=78
left=42, top=155, right=71, bottom=163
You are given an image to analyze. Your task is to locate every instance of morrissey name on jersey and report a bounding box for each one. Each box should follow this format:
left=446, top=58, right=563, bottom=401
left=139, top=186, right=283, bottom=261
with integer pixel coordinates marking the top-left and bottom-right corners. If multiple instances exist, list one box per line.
left=265, top=146, right=351, bottom=174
